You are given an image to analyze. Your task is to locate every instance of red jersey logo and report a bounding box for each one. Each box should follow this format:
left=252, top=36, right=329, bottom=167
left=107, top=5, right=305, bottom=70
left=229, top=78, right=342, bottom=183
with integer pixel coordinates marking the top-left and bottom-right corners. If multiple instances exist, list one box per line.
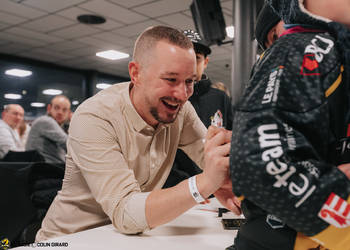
left=318, top=193, right=350, bottom=228
left=300, top=54, right=320, bottom=76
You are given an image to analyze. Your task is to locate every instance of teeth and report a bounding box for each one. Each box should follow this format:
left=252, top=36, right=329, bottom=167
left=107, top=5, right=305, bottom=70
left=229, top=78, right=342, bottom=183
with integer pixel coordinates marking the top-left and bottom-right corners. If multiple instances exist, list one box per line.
left=164, top=101, right=178, bottom=107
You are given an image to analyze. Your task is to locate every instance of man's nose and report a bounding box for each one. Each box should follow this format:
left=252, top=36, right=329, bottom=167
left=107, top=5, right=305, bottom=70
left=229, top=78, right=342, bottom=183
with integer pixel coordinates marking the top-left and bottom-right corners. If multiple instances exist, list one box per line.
left=173, top=82, right=189, bottom=102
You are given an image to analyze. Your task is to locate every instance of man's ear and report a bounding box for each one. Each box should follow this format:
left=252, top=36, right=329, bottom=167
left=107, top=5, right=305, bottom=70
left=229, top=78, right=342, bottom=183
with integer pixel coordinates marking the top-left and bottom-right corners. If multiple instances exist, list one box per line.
left=47, top=104, right=52, bottom=113
left=204, top=56, right=210, bottom=69
left=129, top=61, right=140, bottom=85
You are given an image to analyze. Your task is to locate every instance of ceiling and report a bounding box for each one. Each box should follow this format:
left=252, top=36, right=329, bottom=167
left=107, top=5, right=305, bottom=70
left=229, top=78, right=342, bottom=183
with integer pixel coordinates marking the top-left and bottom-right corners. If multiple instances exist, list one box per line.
left=0, top=0, right=235, bottom=87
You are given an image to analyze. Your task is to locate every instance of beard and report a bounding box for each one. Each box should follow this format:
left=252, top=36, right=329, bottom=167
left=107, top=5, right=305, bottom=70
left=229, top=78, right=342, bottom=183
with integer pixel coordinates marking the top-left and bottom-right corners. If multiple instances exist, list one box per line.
left=149, top=97, right=183, bottom=124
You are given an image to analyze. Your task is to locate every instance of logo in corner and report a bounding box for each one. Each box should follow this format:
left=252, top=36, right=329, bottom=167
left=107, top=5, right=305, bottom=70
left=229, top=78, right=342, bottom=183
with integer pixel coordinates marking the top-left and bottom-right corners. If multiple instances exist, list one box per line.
left=318, top=193, right=350, bottom=228
left=0, top=238, right=10, bottom=250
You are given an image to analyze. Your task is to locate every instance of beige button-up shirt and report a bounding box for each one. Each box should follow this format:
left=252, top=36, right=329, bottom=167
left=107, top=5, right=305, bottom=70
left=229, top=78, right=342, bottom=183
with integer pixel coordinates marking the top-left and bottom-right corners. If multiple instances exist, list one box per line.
left=36, top=82, right=207, bottom=241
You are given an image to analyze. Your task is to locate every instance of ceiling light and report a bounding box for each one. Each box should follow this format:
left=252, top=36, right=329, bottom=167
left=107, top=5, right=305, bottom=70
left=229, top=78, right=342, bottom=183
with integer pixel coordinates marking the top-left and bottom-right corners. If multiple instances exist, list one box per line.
left=42, top=89, right=63, bottom=95
left=31, top=102, right=45, bottom=107
left=96, top=83, right=112, bottom=89
left=96, top=50, right=129, bottom=60
left=5, top=68, right=32, bottom=77
left=226, top=26, right=234, bottom=38
left=4, top=93, right=22, bottom=99
left=72, top=100, right=79, bottom=105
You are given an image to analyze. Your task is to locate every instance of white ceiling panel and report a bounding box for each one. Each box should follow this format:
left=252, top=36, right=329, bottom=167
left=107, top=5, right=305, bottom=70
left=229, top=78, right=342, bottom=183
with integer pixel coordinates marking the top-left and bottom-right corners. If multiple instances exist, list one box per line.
left=156, top=13, right=195, bottom=30
left=17, top=50, right=61, bottom=63
left=113, top=20, right=163, bottom=38
left=5, top=27, right=63, bottom=43
left=22, top=15, right=75, bottom=32
left=56, top=7, right=124, bottom=31
left=0, top=22, right=10, bottom=30
left=108, top=0, right=155, bottom=8
left=79, top=0, right=148, bottom=24
left=0, top=42, right=33, bottom=54
left=1, top=0, right=47, bottom=19
left=49, top=24, right=101, bottom=39
left=132, top=0, right=192, bottom=18
left=1, top=32, right=48, bottom=47
left=92, top=32, right=134, bottom=47
left=23, top=0, right=87, bottom=13
left=46, top=40, right=87, bottom=52
left=64, top=45, right=103, bottom=57
left=0, top=11, right=28, bottom=25
left=23, top=47, right=76, bottom=60
left=76, top=36, right=123, bottom=50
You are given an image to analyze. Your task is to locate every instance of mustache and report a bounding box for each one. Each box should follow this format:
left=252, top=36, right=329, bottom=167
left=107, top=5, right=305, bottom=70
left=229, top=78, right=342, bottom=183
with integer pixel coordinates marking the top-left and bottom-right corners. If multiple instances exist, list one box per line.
left=160, top=96, right=183, bottom=104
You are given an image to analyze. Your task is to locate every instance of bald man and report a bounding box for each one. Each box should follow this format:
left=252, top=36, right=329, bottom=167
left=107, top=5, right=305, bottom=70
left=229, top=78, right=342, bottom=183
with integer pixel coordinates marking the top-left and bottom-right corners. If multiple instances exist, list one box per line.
left=26, top=95, right=71, bottom=164
left=0, top=104, right=24, bottom=158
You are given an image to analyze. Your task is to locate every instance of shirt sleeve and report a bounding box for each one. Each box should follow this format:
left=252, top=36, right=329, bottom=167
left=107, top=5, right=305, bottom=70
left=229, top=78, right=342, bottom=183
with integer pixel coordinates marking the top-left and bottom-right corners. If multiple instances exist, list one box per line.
left=68, top=111, right=150, bottom=234
left=230, top=33, right=350, bottom=238
left=40, top=117, right=68, bottom=150
left=0, top=126, right=16, bottom=158
left=178, top=102, right=207, bottom=169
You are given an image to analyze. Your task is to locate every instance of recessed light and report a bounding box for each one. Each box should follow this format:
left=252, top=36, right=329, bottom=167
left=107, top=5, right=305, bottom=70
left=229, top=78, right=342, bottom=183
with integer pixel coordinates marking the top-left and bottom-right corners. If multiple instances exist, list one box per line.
left=72, top=100, right=79, bottom=105
left=77, top=14, right=106, bottom=24
left=31, top=102, right=45, bottom=107
left=42, top=89, right=63, bottom=95
left=226, top=26, right=234, bottom=38
left=96, top=50, right=129, bottom=60
left=96, top=83, right=112, bottom=89
left=4, top=93, right=22, bottom=99
left=5, top=68, right=32, bottom=77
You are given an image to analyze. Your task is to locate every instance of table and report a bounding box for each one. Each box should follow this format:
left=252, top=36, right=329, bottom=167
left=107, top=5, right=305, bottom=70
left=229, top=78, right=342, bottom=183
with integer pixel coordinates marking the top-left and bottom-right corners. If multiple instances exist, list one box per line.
left=13, top=200, right=237, bottom=250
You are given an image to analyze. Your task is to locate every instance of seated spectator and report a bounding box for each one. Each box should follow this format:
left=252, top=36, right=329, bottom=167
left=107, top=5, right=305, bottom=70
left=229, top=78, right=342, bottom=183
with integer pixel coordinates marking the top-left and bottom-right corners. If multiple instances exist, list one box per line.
left=26, top=95, right=71, bottom=164
left=17, top=119, right=31, bottom=150
left=0, top=104, right=25, bottom=159
left=211, top=81, right=231, bottom=97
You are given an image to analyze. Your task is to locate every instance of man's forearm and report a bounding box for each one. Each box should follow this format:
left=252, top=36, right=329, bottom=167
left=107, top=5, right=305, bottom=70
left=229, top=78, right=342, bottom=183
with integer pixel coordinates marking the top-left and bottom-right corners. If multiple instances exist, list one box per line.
left=145, top=173, right=213, bottom=228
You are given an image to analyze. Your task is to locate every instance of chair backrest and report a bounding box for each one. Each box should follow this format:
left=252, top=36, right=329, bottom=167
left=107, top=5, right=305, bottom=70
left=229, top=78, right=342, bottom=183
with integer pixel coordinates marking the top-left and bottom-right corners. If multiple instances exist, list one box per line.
left=2, top=150, right=45, bottom=163
left=0, top=163, right=37, bottom=243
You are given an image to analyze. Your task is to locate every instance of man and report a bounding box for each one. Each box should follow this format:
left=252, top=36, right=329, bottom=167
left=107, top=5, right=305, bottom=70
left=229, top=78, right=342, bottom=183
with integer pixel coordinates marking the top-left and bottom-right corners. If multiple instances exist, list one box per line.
left=164, top=30, right=233, bottom=188
left=255, top=3, right=285, bottom=50
left=0, top=104, right=24, bottom=158
left=26, top=95, right=70, bottom=164
left=36, top=26, right=238, bottom=242
left=229, top=0, right=350, bottom=249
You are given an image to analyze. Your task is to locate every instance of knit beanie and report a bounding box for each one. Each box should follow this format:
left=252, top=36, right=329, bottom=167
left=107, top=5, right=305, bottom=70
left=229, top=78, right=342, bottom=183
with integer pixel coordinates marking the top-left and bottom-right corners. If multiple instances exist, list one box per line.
left=255, top=3, right=281, bottom=50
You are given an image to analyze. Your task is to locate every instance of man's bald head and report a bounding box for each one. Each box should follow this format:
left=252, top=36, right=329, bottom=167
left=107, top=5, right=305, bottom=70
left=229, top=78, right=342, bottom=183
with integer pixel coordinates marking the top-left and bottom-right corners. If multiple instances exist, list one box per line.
left=133, top=26, right=193, bottom=70
left=48, top=95, right=71, bottom=125
left=2, top=104, right=24, bottom=129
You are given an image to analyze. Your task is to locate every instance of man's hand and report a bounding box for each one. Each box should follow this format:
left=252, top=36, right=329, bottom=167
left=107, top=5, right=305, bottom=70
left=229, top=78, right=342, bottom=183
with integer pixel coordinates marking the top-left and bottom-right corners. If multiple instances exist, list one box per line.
left=338, top=163, right=350, bottom=179
left=214, top=179, right=242, bottom=215
left=197, top=126, right=232, bottom=198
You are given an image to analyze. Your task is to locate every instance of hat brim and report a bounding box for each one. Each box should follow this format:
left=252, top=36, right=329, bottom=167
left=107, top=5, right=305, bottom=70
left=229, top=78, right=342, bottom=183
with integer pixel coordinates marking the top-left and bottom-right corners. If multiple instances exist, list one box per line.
left=193, top=42, right=211, bottom=56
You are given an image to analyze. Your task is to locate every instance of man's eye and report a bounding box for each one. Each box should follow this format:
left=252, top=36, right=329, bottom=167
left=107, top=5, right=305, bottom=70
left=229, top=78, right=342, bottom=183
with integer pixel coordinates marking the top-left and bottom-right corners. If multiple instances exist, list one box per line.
left=164, top=78, right=176, bottom=82
left=185, top=79, right=194, bottom=85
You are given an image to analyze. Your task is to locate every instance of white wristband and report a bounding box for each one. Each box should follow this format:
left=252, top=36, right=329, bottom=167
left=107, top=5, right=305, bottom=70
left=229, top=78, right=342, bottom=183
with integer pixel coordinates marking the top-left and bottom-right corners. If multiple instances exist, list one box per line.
left=188, top=175, right=205, bottom=203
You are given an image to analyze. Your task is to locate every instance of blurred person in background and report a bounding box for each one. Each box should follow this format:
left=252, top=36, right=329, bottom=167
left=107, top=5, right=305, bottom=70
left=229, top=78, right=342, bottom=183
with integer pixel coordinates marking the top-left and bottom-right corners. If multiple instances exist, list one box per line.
left=0, top=104, right=24, bottom=158
left=17, top=119, right=31, bottom=150
left=26, top=95, right=71, bottom=164
left=211, top=81, right=231, bottom=97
